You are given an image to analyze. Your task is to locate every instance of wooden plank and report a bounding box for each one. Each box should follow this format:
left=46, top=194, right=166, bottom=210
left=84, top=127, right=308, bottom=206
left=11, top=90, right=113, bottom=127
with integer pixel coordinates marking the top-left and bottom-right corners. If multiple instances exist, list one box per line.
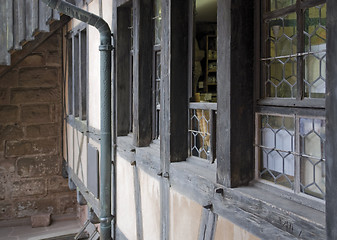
left=160, top=0, right=189, bottom=172
left=39, top=0, right=50, bottom=32
left=216, top=0, right=255, bottom=187
left=72, top=33, right=79, bottom=117
left=79, top=28, right=87, bottom=120
left=0, top=15, right=70, bottom=76
left=13, top=0, right=26, bottom=50
left=132, top=0, right=153, bottom=147
left=0, top=0, right=10, bottom=65
left=25, top=0, right=39, bottom=41
left=114, top=6, right=132, bottom=136
left=326, top=0, right=337, bottom=238
left=67, top=36, right=74, bottom=115
left=6, top=0, right=14, bottom=52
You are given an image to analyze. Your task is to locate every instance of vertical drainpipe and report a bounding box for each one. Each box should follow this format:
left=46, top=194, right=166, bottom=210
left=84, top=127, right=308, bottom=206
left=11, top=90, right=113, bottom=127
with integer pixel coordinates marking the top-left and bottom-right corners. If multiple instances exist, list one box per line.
left=42, top=1, right=114, bottom=239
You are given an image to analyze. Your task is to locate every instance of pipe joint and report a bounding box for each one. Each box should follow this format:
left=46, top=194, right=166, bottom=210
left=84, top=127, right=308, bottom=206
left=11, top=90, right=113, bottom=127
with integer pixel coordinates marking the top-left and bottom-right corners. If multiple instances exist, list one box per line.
left=99, top=44, right=114, bottom=51
left=100, top=216, right=114, bottom=224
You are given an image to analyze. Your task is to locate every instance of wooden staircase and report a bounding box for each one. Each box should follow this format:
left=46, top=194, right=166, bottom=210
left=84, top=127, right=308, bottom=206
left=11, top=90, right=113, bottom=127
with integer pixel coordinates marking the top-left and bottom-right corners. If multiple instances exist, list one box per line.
left=0, top=0, right=71, bottom=76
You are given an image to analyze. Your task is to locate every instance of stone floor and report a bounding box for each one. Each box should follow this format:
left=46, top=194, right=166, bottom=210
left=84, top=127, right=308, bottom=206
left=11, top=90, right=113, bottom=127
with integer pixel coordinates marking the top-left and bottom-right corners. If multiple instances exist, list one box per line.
left=0, top=217, right=83, bottom=240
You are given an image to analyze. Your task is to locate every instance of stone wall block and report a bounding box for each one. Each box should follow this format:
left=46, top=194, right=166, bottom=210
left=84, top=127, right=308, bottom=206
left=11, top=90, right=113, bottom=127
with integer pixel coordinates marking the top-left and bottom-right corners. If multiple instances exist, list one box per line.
left=19, top=68, right=59, bottom=88
left=0, top=106, right=19, bottom=123
left=0, top=158, right=16, bottom=173
left=16, top=155, right=60, bottom=177
left=0, top=89, right=9, bottom=105
left=0, top=203, right=15, bottom=219
left=11, top=88, right=60, bottom=104
left=21, top=104, right=52, bottom=123
left=48, top=176, right=70, bottom=193
left=58, top=195, right=77, bottom=214
left=26, top=123, right=59, bottom=138
left=14, top=198, right=55, bottom=218
left=0, top=125, right=24, bottom=142
left=18, top=54, right=45, bottom=67
left=0, top=70, right=18, bottom=88
left=5, top=138, right=57, bottom=157
left=11, top=179, right=46, bottom=198
left=0, top=174, right=6, bottom=200
left=46, top=51, right=61, bottom=67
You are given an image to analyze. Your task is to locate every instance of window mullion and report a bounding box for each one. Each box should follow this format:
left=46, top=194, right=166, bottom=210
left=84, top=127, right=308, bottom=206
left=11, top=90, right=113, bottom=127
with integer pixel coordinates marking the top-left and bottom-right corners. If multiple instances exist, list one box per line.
left=294, top=115, right=301, bottom=193
left=296, top=1, right=305, bottom=100
left=261, top=0, right=267, bottom=98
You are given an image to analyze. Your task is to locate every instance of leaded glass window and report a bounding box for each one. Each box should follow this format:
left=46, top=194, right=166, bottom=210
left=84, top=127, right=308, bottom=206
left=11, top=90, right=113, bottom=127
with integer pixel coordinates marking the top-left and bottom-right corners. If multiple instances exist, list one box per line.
left=257, top=0, right=326, bottom=200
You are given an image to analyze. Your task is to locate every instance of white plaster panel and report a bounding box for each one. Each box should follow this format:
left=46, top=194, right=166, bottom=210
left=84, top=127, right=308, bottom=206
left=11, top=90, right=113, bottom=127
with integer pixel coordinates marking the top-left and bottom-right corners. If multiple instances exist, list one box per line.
left=73, top=129, right=88, bottom=187
left=169, top=189, right=202, bottom=240
left=88, top=0, right=101, bottom=130
left=214, top=217, right=260, bottom=240
left=102, top=0, right=113, bottom=29
left=139, top=169, right=161, bottom=240
left=116, top=157, right=137, bottom=240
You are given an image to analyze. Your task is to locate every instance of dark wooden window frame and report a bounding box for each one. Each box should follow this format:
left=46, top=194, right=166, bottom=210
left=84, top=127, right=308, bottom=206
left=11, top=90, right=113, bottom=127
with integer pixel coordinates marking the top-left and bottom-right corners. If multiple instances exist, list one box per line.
left=254, top=0, right=327, bottom=209
left=114, top=0, right=133, bottom=136
left=66, top=22, right=88, bottom=122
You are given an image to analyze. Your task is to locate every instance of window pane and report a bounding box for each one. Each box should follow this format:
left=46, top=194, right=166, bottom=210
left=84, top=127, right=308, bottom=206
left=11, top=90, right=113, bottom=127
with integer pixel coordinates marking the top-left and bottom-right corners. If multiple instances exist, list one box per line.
left=259, top=114, right=295, bottom=189
left=300, top=118, right=325, bottom=199
left=304, top=4, right=326, bottom=99
left=190, top=109, right=211, bottom=160
left=269, top=0, right=295, bottom=12
left=264, top=13, right=297, bottom=98
left=154, top=0, right=162, bottom=45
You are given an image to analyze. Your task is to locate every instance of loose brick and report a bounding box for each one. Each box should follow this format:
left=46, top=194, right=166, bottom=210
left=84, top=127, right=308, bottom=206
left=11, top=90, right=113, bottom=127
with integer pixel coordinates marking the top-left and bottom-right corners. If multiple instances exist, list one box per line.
left=21, top=104, right=51, bottom=123
left=0, top=89, right=9, bottom=105
left=0, top=105, right=19, bottom=123
left=0, top=70, right=18, bottom=88
left=17, top=155, right=60, bottom=177
left=19, top=68, right=59, bottom=88
left=18, top=53, right=44, bottom=67
left=31, top=213, right=51, bottom=228
left=11, top=179, right=46, bottom=198
left=26, top=123, right=59, bottom=138
left=0, top=125, right=24, bottom=141
left=11, top=88, right=60, bottom=104
left=5, top=138, right=57, bottom=156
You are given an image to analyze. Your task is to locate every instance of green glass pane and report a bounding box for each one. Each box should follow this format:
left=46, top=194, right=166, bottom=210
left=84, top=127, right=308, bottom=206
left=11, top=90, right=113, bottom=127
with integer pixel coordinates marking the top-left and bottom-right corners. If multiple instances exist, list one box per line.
left=268, top=12, right=297, bottom=58
left=154, top=0, right=162, bottom=45
left=269, top=0, right=295, bottom=11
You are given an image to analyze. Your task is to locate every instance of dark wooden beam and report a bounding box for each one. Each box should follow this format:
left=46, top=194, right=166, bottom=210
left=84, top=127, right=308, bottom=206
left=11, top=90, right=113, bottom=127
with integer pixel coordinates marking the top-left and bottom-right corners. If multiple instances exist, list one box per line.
left=0, top=15, right=70, bottom=78
left=117, top=0, right=132, bottom=7
left=160, top=0, right=189, bottom=168
left=216, top=0, right=255, bottom=187
left=132, top=0, right=153, bottom=147
left=326, top=0, right=337, bottom=239
left=114, top=5, right=132, bottom=136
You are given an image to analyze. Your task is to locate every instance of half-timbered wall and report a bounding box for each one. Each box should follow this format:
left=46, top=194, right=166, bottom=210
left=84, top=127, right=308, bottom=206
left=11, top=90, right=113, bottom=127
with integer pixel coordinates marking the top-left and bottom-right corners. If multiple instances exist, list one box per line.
left=62, top=0, right=336, bottom=239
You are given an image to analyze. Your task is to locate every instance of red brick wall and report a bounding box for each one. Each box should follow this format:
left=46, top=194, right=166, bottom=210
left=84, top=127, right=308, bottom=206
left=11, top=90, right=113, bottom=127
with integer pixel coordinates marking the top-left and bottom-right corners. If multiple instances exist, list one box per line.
left=0, top=29, right=77, bottom=220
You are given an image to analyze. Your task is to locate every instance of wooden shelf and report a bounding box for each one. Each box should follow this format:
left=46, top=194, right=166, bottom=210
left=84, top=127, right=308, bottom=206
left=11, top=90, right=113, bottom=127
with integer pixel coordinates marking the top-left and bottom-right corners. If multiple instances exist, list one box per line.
left=204, top=35, right=217, bottom=94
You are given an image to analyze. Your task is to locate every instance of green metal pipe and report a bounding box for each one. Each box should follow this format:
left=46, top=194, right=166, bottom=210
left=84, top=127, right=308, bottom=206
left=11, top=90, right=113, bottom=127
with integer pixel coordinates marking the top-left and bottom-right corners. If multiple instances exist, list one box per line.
left=42, top=1, right=113, bottom=239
